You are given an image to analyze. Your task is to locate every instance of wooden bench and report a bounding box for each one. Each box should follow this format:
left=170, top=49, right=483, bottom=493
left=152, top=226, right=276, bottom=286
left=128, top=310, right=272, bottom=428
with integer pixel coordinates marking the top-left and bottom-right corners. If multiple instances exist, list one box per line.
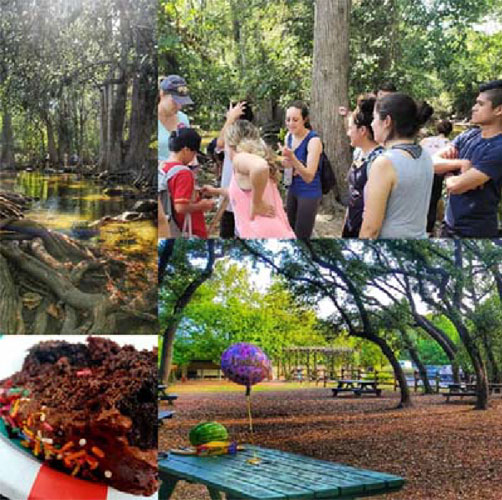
left=354, top=387, right=383, bottom=397
left=159, top=445, right=405, bottom=499
left=158, top=410, right=175, bottom=425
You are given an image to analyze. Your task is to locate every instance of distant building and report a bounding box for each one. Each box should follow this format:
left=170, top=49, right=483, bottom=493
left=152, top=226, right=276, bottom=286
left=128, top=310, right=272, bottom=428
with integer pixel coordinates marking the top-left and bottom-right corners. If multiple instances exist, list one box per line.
left=174, top=360, right=222, bottom=380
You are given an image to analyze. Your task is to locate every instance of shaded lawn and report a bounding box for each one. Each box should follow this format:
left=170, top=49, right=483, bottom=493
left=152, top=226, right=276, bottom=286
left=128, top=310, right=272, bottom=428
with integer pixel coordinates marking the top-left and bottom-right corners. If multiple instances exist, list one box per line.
left=169, top=380, right=352, bottom=393
left=169, top=380, right=400, bottom=393
left=160, top=387, right=502, bottom=499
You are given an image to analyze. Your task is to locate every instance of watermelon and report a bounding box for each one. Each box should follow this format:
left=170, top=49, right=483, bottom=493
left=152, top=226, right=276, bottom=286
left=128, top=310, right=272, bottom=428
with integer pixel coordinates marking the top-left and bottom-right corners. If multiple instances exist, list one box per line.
left=189, top=422, right=228, bottom=446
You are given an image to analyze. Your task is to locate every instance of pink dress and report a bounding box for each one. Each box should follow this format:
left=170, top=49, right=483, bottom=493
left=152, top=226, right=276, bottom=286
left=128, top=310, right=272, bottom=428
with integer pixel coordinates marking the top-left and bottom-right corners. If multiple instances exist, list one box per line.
left=229, top=176, right=295, bottom=239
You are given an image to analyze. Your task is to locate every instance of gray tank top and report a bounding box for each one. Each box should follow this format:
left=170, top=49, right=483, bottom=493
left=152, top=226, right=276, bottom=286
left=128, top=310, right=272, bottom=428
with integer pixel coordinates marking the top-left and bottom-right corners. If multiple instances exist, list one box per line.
left=374, top=146, right=433, bottom=238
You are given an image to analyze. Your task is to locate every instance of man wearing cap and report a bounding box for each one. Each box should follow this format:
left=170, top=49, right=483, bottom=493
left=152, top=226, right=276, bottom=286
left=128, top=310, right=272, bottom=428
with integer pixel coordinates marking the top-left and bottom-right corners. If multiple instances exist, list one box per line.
left=158, top=75, right=193, bottom=162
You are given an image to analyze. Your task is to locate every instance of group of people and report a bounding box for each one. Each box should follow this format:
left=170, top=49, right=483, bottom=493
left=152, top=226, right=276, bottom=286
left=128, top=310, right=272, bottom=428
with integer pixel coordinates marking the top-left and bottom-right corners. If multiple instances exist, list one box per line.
left=343, top=80, right=502, bottom=239
left=158, top=74, right=502, bottom=239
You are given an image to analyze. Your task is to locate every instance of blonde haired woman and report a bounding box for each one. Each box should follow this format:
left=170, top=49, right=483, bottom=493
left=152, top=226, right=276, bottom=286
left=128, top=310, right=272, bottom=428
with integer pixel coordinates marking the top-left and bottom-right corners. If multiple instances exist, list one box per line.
left=224, top=120, right=295, bottom=238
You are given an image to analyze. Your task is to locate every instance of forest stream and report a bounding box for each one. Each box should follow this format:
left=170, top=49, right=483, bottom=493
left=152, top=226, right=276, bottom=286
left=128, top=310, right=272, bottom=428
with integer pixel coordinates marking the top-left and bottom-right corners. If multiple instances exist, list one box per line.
left=1, top=171, right=156, bottom=257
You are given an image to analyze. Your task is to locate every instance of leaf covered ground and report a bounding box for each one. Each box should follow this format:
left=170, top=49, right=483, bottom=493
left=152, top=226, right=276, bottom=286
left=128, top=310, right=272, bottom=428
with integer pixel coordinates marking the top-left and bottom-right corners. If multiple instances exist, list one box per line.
left=160, top=384, right=502, bottom=499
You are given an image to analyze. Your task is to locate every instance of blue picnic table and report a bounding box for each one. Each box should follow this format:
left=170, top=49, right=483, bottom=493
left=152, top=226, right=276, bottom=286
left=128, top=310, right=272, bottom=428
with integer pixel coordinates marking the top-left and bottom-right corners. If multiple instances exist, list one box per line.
left=159, top=445, right=405, bottom=499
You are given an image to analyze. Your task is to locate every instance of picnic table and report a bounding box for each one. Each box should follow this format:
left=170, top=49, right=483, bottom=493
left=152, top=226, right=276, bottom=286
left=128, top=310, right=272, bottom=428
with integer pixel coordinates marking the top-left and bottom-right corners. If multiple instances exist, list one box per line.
left=443, top=383, right=476, bottom=402
left=159, top=384, right=178, bottom=405
left=159, top=445, right=405, bottom=500
left=490, top=383, right=502, bottom=394
left=158, top=410, right=175, bottom=425
left=332, top=380, right=382, bottom=398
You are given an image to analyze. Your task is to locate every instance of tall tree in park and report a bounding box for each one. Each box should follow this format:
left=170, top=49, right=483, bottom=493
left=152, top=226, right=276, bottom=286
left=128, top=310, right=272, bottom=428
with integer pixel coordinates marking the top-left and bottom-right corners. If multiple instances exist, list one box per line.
left=311, top=0, right=352, bottom=204
left=158, top=240, right=220, bottom=383
left=362, top=242, right=460, bottom=382
left=172, top=264, right=325, bottom=372
left=238, top=239, right=413, bottom=408
left=382, top=240, right=491, bottom=409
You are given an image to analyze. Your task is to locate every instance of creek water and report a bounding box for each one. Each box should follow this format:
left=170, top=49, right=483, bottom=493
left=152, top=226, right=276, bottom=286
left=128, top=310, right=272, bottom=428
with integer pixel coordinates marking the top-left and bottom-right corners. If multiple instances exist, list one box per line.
left=1, top=171, right=156, bottom=256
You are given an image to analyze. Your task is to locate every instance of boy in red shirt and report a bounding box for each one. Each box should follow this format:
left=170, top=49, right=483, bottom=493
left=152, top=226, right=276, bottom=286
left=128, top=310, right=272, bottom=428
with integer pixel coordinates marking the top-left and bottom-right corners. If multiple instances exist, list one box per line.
left=159, top=128, right=215, bottom=238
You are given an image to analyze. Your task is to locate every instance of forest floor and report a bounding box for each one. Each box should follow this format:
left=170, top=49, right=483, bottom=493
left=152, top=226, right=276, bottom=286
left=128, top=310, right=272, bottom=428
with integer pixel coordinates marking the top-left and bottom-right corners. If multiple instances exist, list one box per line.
left=0, top=191, right=157, bottom=334
left=160, top=386, right=502, bottom=499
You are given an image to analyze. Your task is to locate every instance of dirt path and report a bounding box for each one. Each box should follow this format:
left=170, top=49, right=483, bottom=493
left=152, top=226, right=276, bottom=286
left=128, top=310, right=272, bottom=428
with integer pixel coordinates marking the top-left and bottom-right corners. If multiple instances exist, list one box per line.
left=160, top=388, right=502, bottom=499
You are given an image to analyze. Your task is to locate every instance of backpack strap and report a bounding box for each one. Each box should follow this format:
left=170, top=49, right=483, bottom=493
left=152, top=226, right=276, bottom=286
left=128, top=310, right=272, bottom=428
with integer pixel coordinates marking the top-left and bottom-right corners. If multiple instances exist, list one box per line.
left=160, top=164, right=194, bottom=237
left=163, top=164, right=192, bottom=181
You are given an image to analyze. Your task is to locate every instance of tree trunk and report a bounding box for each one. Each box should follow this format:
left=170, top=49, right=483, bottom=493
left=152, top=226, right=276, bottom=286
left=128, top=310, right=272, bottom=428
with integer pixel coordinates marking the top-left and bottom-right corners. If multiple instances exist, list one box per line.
left=98, top=86, right=108, bottom=169
left=0, top=255, right=25, bottom=334
left=311, top=0, right=352, bottom=206
left=161, top=323, right=178, bottom=385
left=123, top=56, right=156, bottom=176
left=57, top=91, right=72, bottom=165
left=77, top=93, right=86, bottom=161
left=402, top=330, right=433, bottom=394
left=159, top=241, right=216, bottom=383
left=451, top=318, right=490, bottom=410
left=45, top=115, right=58, bottom=166
left=450, top=241, right=490, bottom=409
left=354, top=330, right=412, bottom=408
left=413, top=313, right=460, bottom=383
left=0, top=106, right=15, bottom=169
left=479, top=328, right=501, bottom=384
left=106, top=78, right=128, bottom=172
left=230, top=0, right=247, bottom=76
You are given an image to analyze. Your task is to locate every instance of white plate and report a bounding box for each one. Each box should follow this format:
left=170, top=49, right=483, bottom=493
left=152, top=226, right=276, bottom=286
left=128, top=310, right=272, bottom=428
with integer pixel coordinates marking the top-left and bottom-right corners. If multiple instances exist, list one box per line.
left=0, top=335, right=158, bottom=500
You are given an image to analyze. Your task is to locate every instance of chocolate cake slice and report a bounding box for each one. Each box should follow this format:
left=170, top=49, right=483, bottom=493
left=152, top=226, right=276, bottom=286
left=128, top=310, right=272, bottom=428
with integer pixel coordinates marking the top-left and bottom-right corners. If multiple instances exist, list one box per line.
left=0, top=336, right=158, bottom=496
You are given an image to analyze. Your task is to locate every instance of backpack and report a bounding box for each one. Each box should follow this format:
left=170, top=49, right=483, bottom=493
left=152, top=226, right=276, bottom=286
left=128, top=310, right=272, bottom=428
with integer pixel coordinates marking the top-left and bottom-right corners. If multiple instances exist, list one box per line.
left=287, top=133, right=337, bottom=195
left=319, top=149, right=337, bottom=195
left=158, top=164, right=193, bottom=238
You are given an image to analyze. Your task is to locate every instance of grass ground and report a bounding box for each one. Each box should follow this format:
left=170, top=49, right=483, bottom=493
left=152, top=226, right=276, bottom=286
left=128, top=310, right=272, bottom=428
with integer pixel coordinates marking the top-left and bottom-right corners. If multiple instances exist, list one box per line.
left=160, top=384, right=502, bottom=499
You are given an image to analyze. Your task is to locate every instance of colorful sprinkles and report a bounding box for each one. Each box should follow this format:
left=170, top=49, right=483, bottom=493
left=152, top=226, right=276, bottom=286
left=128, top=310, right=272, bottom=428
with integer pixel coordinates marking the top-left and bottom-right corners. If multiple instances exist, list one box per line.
left=0, top=384, right=109, bottom=481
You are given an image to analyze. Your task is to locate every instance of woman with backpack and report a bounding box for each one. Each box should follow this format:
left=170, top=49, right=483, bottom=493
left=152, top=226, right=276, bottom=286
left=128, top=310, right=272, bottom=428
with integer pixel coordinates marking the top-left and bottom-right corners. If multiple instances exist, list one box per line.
left=159, top=128, right=215, bottom=238
left=280, top=101, right=323, bottom=239
left=359, top=93, right=434, bottom=239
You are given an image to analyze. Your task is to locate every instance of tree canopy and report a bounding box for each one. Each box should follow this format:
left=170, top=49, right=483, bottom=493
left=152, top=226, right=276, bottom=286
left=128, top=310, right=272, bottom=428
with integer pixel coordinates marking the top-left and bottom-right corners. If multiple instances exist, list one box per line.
left=161, top=239, right=502, bottom=410
left=0, top=0, right=156, bottom=173
left=159, top=0, right=502, bottom=129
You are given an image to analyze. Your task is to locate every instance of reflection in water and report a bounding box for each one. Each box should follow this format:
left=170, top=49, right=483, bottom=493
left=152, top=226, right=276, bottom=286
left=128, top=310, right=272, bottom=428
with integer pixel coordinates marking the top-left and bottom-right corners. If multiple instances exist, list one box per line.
left=4, top=171, right=156, bottom=254
left=15, top=171, right=129, bottom=225
left=98, top=221, right=158, bottom=256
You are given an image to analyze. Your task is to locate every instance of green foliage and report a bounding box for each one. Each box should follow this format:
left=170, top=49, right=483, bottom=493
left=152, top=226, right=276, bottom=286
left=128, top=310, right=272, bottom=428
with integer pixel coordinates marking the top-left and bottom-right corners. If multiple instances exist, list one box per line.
left=167, top=260, right=326, bottom=366
left=159, top=0, right=501, bottom=129
left=0, top=0, right=154, bottom=164
left=159, top=0, right=314, bottom=128
left=414, top=315, right=459, bottom=365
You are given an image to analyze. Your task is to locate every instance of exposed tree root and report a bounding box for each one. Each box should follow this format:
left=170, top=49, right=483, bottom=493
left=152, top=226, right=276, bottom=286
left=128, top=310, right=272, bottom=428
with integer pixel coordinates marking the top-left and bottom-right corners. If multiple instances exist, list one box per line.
left=0, top=219, right=157, bottom=334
